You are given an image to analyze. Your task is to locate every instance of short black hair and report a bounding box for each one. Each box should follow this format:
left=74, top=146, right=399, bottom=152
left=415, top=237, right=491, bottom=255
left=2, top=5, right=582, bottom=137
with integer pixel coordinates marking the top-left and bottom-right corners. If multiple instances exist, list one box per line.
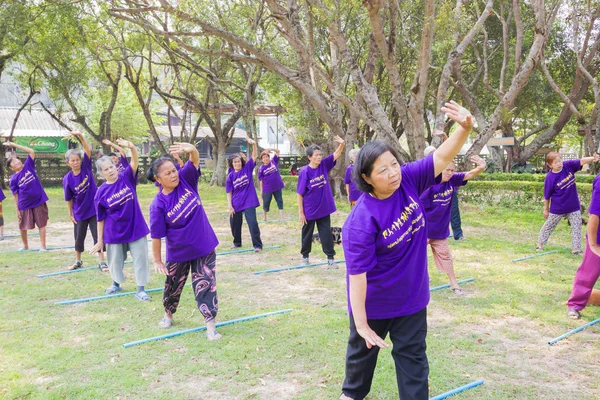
left=227, top=153, right=246, bottom=170
left=306, top=145, right=322, bottom=157
left=148, top=156, right=175, bottom=182
left=6, top=157, right=15, bottom=170
left=108, top=152, right=118, bottom=157
left=353, top=140, right=402, bottom=193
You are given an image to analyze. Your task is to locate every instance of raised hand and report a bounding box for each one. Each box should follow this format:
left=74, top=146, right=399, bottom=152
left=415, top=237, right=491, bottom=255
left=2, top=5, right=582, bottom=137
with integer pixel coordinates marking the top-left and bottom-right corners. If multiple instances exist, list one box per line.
left=102, top=139, right=114, bottom=146
left=594, top=153, right=599, bottom=162
left=246, top=137, right=256, bottom=145
left=441, top=101, right=473, bottom=131
left=2, top=141, right=16, bottom=148
left=170, top=142, right=195, bottom=154
left=470, top=155, right=486, bottom=169
left=333, top=135, right=345, bottom=145
left=116, top=138, right=133, bottom=149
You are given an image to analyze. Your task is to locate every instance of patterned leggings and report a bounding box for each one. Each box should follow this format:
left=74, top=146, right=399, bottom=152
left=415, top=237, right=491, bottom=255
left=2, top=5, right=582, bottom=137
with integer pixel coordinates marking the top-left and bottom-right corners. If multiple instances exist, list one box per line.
left=537, top=211, right=582, bottom=252
left=163, top=251, right=218, bottom=322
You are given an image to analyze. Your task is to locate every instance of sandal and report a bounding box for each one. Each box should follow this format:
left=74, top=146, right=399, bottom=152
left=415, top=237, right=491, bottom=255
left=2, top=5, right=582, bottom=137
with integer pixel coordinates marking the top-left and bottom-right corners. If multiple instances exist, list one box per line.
left=572, top=251, right=583, bottom=256
left=567, top=308, right=580, bottom=319
left=206, top=330, right=222, bottom=341
left=98, top=261, right=109, bottom=272
left=68, top=261, right=83, bottom=271
left=105, top=285, right=122, bottom=295
left=451, top=287, right=466, bottom=296
left=135, top=291, right=151, bottom=301
left=158, top=317, right=173, bottom=329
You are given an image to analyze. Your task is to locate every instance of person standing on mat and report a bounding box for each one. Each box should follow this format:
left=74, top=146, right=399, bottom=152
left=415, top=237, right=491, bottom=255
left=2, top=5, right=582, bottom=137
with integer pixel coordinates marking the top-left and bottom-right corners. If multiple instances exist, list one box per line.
left=420, top=156, right=485, bottom=295
left=3, top=141, right=49, bottom=251
left=297, top=136, right=345, bottom=268
left=90, top=139, right=151, bottom=301
left=566, top=170, right=600, bottom=319
left=537, top=152, right=598, bottom=255
left=226, top=137, right=263, bottom=252
left=150, top=142, right=222, bottom=340
left=258, top=148, right=285, bottom=222
left=344, top=148, right=361, bottom=209
left=62, top=131, right=107, bottom=271
left=339, top=101, right=473, bottom=400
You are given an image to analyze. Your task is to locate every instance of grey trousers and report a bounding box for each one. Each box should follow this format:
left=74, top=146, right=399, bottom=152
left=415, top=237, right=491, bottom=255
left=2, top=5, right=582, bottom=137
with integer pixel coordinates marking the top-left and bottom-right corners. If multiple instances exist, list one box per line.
left=106, top=236, right=150, bottom=286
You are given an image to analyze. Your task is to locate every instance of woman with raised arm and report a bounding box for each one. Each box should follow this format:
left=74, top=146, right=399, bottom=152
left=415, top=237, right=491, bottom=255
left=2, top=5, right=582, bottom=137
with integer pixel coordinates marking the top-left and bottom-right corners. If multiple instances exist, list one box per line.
left=90, top=139, right=151, bottom=301
left=297, top=136, right=345, bottom=268
left=3, top=141, right=49, bottom=251
left=339, top=102, right=473, bottom=400
left=226, top=138, right=263, bottom=252
left=420, top=155, right=486, bottom=295
left=258, top=147, right=285, bottom=221
left=102, top=139, right=128, bottom=174
left=344, top=148, right=361, bottom=208
left=150, top=142, right=221, bottom=340
left=536, top=152, right=599, bottom=255
left=63, top=131, right=107, bottom=271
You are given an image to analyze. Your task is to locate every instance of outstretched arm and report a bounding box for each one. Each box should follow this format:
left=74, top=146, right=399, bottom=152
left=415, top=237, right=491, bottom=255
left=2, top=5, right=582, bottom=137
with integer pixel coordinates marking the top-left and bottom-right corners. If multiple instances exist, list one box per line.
left=464, top=155, right=486, bottom=181
left=3, top=142, right=35, bottom=159
left=247, top=137, right=258, bottom=160
left=580, top=153, right=600, bottom=166
left=116, top=139, right=138, bottom=172
left=268, top=148, right=281, bottom=156
left=433, top=102, right=474, bottom=176
left=332, top=136, right=345, bottom=161
left=70, top=131, right=91, bottom=158
left=170, top=142, right=199, bottom=169
left=102, top=139, right=126, bottom=158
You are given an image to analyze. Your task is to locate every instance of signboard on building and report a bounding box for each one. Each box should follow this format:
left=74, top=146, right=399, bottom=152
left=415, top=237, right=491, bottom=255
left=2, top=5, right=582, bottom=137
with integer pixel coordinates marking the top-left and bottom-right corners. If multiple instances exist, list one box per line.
left=13, top=136, right=69, bottom=154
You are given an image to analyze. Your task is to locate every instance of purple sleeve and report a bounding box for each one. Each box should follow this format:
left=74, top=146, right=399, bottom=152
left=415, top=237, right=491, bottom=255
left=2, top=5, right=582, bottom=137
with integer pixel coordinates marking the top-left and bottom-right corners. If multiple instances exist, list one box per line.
left=123, top=165, right=137, bottom=187
left=343, top=226, right=378, bottom=275
left=225, top=173, right=234, bottom=193
left=247, top=157, right=255, bottom=170
left=402, top=153, right=437, bottom=195
left=566, top=159, right=583, bottom=173
left=0, top=187, right=5, bottom=202
left=120, top=155, right=129, bottom=168
left=95, top=192, right=106, bottom=222
left=257, top=166, right=264, bottom=182
left=450, top=172, right=468, bottom=188
left=83, top=152, right=92, bottom=169
left=179, top=161, right=200, bottom=190
left=323, top=154, right=336, bottom=172
left=273, top=154, right=279, bottom=165
left=543, top=174, right=553, bottom=201
left=297, top=169, right=308, bottom=195
left=24, top=155, right=35, bottom=170
left=176, top=164, right=181, bottom=171
left=63, top=175, right=73, bottom=201
left=344, top=166, right=352, bottom=184
left=149, top=201, right=167, bottom=239
left=9, top=175, right=18, bottom=195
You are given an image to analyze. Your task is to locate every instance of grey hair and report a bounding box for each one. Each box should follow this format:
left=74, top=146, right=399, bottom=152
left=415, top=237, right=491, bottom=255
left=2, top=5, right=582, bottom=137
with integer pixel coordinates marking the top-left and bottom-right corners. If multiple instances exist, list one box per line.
left=65, top=149, right=84, bottom=163
left=96, top=156, right=115, bottom=171
left=349, top=148, right=360, bottom=159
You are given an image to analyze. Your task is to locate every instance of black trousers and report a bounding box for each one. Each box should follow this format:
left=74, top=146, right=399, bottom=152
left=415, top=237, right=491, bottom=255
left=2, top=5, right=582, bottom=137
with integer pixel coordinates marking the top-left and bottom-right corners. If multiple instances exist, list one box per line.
left=230, top=207, right=263, bottom=249
left=73, top=215, right=98, bottom=253
left=342, top=308, right=429, bottom=400
left=450, top=191, right=463, bottom=240
left=300, top=215, right=335, bottom=259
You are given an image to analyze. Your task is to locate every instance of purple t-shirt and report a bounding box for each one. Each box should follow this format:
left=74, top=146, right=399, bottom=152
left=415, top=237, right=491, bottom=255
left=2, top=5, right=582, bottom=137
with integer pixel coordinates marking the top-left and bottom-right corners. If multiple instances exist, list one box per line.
left=344, top=164, right=362, bottom=202
left=544, top=159, right=582, bottom=215
left=342, top=154, right=439, bottom=319
left=9, top=156, right=49, bottom=211
left=0, top=187, right=5, bottom=202
left=116, top=155, right=128, bottom=175
left=421, top=173, right=467, bottom=240
left=258, top=154, right=285, bottom=193
left=226, top=158, right=260, bottom=212
left=588, top=174, right=600, bottom=245
left=63, top=153, right=98, bottom=221
left=297, top=154, right=337, bottom=220
left=150, top=161, right=219, bottom=262
left=95, top=165, right=149, bottom=244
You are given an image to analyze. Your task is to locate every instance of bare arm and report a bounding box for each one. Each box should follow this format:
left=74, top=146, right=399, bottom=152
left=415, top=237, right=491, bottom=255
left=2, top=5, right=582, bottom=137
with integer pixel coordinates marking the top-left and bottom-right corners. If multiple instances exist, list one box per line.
left=71, top=131, right=91, bottom=158
left=170, top=142, right=199, bottom=169
left=588, top=215, right=600, bottom=257
left=67, top=200, right=76, bottom=224
left=580, top=153, right=599, bottom=166
left=543, top=199, right=550, bottom=219
left=89, top=220, right=104, bottom=254
left=349, top=274, right=390, bottom=349
left=117, top=139, right=138, bottom=172
left=463, top=156, right=486, bottom=181
left=247, top=137, right=258, bottom=160
left=227, top=192, right=234, bottom=216
left=345, top=184, right=350, bottom=201
left=269, top=148, right=281, bottom=156
left=13, top=194, right=21, bottom=221
left=332, top=136, right=345, bottom=161
left=259, top=180, right=263, bottom=194
left=102, top=139, right=126, bottom=158
left=433, top=102, right=474, bottom=176
left=297, top=193, right=306, bottom=225
left=3, top=142, right=35, bottom=159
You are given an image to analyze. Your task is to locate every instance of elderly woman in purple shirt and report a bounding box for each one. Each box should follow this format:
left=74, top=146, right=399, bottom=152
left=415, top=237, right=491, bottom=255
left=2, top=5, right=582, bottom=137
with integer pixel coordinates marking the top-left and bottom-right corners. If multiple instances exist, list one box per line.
left=258, top=148, right=285, bottom=221
left=150, top=142, right=222, bottom=340
left=90, top=139, right=151, bottom=301
left=339, top=102, right=473, bottom=400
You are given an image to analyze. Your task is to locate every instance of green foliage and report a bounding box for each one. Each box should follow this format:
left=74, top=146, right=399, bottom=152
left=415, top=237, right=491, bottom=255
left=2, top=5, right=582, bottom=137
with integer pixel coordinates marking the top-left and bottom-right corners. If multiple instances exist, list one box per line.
left=474, top=172, right=597, bottom=184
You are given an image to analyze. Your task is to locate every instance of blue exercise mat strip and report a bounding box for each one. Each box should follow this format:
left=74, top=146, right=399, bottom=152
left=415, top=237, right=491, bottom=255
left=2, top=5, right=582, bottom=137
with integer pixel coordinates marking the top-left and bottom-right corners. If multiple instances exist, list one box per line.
left=253, top=260, right=346, bottom=274
left=54, top=286, right=173, bottom=305
left=2, top=232, right=40, bottom=239
left=0, top=244, right=76, bottom=254
left=429, top=278, right=475, bottom=292
left=38, top=266, right=98, bottom=278
left=548, top=316, right=600, bottom=345
left=429, top=379, right=484, bottom=400
left=122, top=309, right=293, bottom=348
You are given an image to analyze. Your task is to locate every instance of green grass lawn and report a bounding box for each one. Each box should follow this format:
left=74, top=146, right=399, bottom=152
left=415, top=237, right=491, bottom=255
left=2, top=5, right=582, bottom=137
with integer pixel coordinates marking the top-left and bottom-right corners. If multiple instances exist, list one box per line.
left=1, top=184, right=599, bottom=399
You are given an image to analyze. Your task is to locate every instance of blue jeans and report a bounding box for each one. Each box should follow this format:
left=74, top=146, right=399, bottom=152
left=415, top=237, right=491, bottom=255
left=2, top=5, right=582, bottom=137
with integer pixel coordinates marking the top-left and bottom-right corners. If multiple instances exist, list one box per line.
left=230, top=207, right=263, bottom=249
left=450, top=191, right=463, bottom=239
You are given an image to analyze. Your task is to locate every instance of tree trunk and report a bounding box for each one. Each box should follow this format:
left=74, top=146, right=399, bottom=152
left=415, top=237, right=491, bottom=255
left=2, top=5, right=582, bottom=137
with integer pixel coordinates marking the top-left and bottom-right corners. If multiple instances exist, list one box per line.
left=210, top=137, right=228, bottom=187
